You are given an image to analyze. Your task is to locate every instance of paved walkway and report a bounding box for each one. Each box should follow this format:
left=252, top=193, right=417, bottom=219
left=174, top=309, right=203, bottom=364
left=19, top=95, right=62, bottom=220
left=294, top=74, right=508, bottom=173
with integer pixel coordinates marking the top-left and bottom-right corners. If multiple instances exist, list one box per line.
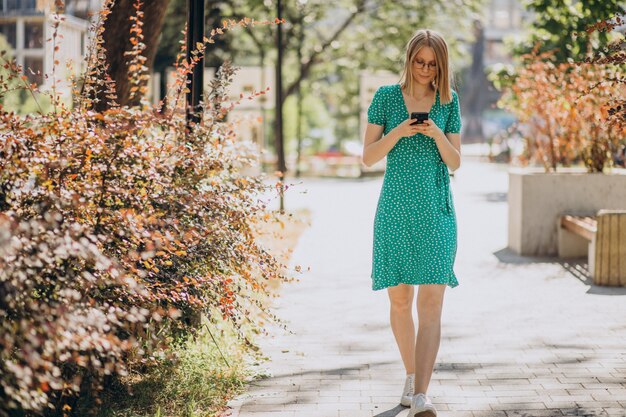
left=226, top=158, right=626, bottom=417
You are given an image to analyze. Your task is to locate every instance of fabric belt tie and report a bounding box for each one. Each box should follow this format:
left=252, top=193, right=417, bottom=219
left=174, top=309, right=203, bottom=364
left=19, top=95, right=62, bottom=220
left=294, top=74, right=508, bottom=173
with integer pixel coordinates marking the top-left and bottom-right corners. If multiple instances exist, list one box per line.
left=436, top=160, right=452, bottom=215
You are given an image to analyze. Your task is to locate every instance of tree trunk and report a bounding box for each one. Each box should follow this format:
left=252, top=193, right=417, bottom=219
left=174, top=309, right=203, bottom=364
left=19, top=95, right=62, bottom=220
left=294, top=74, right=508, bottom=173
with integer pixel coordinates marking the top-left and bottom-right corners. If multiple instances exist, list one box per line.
left=96, top=0, right=170, bottom=111
left=463, top=19, right=486, bottom=143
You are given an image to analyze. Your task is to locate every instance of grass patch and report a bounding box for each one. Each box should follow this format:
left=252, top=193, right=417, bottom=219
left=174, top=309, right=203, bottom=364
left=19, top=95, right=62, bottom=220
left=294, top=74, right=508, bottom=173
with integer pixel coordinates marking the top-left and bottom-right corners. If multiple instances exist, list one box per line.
left=90, top=309, right=266, bottom=417
left=84, top=208, right=311, bottom=417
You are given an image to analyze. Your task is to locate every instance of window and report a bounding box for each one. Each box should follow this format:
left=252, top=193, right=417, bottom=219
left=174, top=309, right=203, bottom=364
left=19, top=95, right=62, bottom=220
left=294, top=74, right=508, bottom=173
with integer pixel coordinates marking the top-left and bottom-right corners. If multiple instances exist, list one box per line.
left=3, top=0, right=37, bottom=13
left=23, top=56, right=43, bottom=85
left=0, top=23, right=17, bottom=48
left=24, top=21, right=43, bottom=48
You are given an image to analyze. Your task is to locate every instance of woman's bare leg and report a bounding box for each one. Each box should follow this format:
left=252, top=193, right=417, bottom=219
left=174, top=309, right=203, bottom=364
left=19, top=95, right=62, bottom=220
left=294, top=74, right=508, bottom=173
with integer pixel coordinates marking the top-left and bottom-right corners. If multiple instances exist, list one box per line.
left=387, top=283, right=415, bottom=375
left=414, top=284, right=446, bottom=394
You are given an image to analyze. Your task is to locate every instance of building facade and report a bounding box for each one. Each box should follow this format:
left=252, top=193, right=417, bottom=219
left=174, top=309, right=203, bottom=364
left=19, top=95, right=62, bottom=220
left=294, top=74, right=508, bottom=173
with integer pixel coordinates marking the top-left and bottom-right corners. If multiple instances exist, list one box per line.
left=0, top=0, right=101, bottom=92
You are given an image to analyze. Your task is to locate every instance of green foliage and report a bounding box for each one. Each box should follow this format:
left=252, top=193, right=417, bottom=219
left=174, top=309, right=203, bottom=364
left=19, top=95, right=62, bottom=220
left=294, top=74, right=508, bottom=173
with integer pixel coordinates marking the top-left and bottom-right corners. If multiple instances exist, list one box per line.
left=512, top=0, right=622, bottom=62
left=163, top=0, right=483, bottom=147
left=583, top=12, right=626, bottom=128
left=283, top=92, right=331, bottom=154
left=486, top=62, right=517, bottom=92
left=0, top=35, right=52, bottom=114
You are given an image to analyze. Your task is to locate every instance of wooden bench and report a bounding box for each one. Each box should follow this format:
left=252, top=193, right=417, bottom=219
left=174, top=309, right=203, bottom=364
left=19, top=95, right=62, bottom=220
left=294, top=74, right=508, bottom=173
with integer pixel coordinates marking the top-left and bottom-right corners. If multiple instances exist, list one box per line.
left=558, top=210, right=626, bottom=286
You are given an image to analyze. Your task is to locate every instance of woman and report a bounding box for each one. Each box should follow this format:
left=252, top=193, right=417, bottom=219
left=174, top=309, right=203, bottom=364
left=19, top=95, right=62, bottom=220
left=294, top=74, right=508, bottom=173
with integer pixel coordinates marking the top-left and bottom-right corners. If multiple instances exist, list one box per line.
left=361, top=29, right=462, bottom=417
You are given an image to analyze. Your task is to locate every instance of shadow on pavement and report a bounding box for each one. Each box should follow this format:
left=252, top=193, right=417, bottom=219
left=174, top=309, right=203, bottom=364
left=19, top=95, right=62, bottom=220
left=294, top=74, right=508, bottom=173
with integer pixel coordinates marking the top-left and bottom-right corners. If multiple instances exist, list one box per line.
left=494, top=248, right=626, bottom=295
left=474, top=191, right=508, bottom=203
left=493, top=248, right=567, bottom=265
left=374, top=404, right=407, bottom=417
left=473, top=407, right=626, bottom=417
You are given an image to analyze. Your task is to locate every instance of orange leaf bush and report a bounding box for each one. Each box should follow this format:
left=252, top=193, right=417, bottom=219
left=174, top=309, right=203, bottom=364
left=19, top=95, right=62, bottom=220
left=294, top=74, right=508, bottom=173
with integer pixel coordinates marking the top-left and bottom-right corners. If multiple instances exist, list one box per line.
left=0, top=3, right=290, bottom=415
left=498, top=48, right=623, bottom=172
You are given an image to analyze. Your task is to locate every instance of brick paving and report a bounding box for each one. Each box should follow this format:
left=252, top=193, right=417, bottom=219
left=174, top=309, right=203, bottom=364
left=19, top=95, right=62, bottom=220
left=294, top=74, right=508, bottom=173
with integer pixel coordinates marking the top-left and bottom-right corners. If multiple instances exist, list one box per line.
left=225, top=158, right=626, bottom=417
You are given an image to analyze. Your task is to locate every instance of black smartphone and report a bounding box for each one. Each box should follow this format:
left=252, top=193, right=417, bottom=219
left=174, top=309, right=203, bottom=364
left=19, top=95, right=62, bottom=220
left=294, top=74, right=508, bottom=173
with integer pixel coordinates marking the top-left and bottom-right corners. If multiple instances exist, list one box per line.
left=410, top=112, right=429, bottom=125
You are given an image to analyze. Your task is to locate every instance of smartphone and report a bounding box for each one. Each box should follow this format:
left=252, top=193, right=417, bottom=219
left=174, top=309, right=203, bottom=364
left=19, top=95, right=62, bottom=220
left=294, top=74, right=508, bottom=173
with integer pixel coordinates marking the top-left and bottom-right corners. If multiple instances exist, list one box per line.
left=410, top=112, right=429, bottom=125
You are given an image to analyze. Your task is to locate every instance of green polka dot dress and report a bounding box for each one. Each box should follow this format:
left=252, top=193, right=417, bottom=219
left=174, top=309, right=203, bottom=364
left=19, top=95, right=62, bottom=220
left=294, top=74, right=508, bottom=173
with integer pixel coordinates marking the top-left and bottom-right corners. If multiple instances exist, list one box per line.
left=368, top=84, right=462, bottom=291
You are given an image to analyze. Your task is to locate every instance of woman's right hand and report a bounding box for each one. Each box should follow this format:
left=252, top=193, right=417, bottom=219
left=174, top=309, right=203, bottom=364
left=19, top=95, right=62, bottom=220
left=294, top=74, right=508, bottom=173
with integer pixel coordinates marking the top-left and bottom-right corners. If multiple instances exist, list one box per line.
left=393, top=118, right=421, bottom=138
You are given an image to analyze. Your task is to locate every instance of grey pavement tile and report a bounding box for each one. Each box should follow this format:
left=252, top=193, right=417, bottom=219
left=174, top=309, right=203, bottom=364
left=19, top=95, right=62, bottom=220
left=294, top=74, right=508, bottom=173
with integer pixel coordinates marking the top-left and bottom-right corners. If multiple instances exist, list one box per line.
left=436, top=411, right=473, bottom=417
left=447, top=403, right=492, bottom=411
left=462, top=385, right=495, bottom=391
left=603, top=409, right=626, bottom=417
left=491, top=390, right=543, bottom=397
left=338, top=411, right=373, bottom=417
left=316, top=402, right=362, bottom=411
left=505, top=411, right=564, bottom=417
left=491, top=402, right=549, bottom=411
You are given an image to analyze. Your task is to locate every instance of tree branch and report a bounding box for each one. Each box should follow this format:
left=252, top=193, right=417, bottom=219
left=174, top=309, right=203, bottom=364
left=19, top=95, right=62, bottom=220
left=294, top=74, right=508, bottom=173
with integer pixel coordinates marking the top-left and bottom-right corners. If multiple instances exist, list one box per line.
left=283, top=0, right=367, bottom=101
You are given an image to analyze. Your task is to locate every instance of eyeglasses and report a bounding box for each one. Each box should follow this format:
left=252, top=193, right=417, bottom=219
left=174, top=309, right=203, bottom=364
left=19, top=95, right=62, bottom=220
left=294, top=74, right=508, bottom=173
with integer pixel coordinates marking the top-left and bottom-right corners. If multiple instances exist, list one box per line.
left=413, top=59, right=437, bottom=71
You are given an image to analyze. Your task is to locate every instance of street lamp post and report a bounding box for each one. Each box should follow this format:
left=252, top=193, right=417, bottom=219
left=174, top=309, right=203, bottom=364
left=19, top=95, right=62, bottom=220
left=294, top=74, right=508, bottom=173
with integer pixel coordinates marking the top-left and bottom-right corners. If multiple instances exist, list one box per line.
left=186, top=0, right=205, bottom=128
left=275, top=0, right=286, bottom=212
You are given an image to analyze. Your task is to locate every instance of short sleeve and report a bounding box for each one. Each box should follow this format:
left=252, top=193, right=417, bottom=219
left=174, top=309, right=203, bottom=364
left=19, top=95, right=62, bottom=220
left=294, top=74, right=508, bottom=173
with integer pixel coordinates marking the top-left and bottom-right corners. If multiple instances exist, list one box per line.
left=367, top=87, right=386, bottom=127
left=444, top=90, right=462, bottom=134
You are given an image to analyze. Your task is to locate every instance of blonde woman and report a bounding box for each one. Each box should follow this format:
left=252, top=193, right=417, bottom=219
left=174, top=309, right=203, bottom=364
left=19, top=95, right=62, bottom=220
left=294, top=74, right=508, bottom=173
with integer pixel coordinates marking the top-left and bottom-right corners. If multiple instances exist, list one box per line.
left=361, top=29, right=462, bottom=417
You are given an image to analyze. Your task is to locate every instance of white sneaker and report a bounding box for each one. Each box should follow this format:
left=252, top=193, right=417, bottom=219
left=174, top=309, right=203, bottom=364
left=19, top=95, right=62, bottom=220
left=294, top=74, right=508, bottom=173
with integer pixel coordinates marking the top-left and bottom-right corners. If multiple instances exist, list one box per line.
left=400, top=373, right=415, bottom=406
left=409, top=392, right=437, bottom=417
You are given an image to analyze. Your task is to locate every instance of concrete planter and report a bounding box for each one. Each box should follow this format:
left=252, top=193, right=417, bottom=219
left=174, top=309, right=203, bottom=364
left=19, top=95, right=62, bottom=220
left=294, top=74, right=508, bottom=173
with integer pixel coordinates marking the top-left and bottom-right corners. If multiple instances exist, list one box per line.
left=508, top=167, right=626, bottom=256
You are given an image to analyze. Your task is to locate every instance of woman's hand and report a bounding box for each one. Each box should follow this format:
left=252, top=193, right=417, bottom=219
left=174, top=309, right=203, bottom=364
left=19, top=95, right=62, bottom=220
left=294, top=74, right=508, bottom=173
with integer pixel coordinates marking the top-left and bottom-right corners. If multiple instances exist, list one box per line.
left=393, top=118, right=421, bottom=138
left=413, top=119, right=444, bottom=141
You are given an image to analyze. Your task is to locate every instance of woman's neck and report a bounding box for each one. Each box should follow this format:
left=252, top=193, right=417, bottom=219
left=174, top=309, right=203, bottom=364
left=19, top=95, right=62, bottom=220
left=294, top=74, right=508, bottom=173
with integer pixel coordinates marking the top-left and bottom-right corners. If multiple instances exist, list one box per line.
left=406, top=82, right=435, bottom=99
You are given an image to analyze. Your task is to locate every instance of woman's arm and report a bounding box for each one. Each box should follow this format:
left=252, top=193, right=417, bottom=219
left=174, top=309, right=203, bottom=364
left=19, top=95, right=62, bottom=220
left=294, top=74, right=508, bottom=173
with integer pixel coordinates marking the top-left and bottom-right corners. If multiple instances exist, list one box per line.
left=425, top=90, right=463, bottom=171
left=361, top=123, right=401, bottom=167
left=433, top=132, right=461, bottom=171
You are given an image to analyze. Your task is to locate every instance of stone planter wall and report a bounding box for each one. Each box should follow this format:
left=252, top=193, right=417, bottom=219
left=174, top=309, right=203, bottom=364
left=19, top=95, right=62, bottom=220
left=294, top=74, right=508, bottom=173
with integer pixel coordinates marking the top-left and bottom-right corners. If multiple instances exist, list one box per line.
left=508, top=167, right=626, bottom=256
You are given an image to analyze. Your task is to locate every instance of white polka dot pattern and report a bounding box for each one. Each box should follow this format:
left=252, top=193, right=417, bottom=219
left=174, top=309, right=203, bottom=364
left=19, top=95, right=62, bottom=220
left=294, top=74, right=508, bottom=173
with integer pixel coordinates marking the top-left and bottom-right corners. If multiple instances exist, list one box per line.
left=367, top=84, right=461, bottom=291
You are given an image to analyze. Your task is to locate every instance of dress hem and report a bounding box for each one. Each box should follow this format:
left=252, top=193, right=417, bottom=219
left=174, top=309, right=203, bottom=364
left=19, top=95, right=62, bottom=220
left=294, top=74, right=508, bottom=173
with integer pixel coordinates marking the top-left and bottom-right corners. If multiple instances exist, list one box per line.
left=371, top=277, right=459, bottom=291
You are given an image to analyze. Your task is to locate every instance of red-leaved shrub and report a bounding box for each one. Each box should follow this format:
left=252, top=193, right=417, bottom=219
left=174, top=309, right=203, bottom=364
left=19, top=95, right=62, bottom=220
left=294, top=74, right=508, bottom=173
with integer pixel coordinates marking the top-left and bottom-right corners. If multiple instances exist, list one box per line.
left=0, top=3, right=292, bottom=415
left=497, top=48, right=624, bottom=172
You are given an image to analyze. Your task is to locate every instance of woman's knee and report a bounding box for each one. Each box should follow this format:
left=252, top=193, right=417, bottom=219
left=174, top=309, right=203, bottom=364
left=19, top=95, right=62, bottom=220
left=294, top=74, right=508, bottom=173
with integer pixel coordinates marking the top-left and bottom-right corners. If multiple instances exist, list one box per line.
left=387, top=284, right=413, bottom=310
left=416, top=285, right=445, bottom=322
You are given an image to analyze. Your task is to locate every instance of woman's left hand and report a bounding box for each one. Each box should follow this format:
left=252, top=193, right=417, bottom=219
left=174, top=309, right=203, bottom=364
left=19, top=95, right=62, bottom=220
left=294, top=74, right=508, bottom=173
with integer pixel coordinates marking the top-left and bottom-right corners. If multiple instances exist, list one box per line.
left=414, top=120, right=444, bottom=141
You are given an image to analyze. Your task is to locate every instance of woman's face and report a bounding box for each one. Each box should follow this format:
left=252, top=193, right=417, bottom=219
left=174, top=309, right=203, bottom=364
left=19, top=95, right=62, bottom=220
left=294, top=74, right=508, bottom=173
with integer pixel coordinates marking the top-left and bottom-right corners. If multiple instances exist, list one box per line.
left=411, top=46, right=437, bottom=86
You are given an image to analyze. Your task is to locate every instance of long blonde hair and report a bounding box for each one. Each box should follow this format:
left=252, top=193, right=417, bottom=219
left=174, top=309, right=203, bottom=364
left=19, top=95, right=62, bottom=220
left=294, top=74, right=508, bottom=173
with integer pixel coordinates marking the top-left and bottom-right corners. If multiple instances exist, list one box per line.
left=399, top=29, right=454, bottom=104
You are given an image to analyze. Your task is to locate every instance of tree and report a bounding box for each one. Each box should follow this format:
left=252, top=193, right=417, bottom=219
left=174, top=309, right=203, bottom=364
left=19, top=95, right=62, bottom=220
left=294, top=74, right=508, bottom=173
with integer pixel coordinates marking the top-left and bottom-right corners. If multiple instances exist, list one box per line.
left=94, top=0, right=170, bottom=111
left=152, top=0, right=482, bottom=173
left=462, top=19, right=487, bottom=142
left=221, top=0, right=481, bottom=152
left=512, top=0, right=623, bottom=62
left=302, top=0, right=480, bottom=146
left=154, top=0, right=232, bottom=87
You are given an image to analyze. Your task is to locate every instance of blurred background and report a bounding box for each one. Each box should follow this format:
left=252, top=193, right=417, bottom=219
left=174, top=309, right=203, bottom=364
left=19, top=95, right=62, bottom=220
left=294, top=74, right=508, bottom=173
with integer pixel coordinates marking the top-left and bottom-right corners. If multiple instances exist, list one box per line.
left=0, top=0, right=624, bottom=177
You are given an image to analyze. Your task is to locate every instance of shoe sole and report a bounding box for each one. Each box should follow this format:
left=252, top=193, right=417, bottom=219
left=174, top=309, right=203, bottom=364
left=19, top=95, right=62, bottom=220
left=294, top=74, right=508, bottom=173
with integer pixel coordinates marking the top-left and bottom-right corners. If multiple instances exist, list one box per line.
left=409, top=408, right=437, bottom=417
left=401, top=397, right=412, bottom=407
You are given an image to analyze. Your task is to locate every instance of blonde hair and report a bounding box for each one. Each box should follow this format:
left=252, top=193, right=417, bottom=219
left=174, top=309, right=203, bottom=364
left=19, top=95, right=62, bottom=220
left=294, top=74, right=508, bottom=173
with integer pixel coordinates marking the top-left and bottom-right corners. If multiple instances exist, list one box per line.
left=399, top=29, right=454, bottom=104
